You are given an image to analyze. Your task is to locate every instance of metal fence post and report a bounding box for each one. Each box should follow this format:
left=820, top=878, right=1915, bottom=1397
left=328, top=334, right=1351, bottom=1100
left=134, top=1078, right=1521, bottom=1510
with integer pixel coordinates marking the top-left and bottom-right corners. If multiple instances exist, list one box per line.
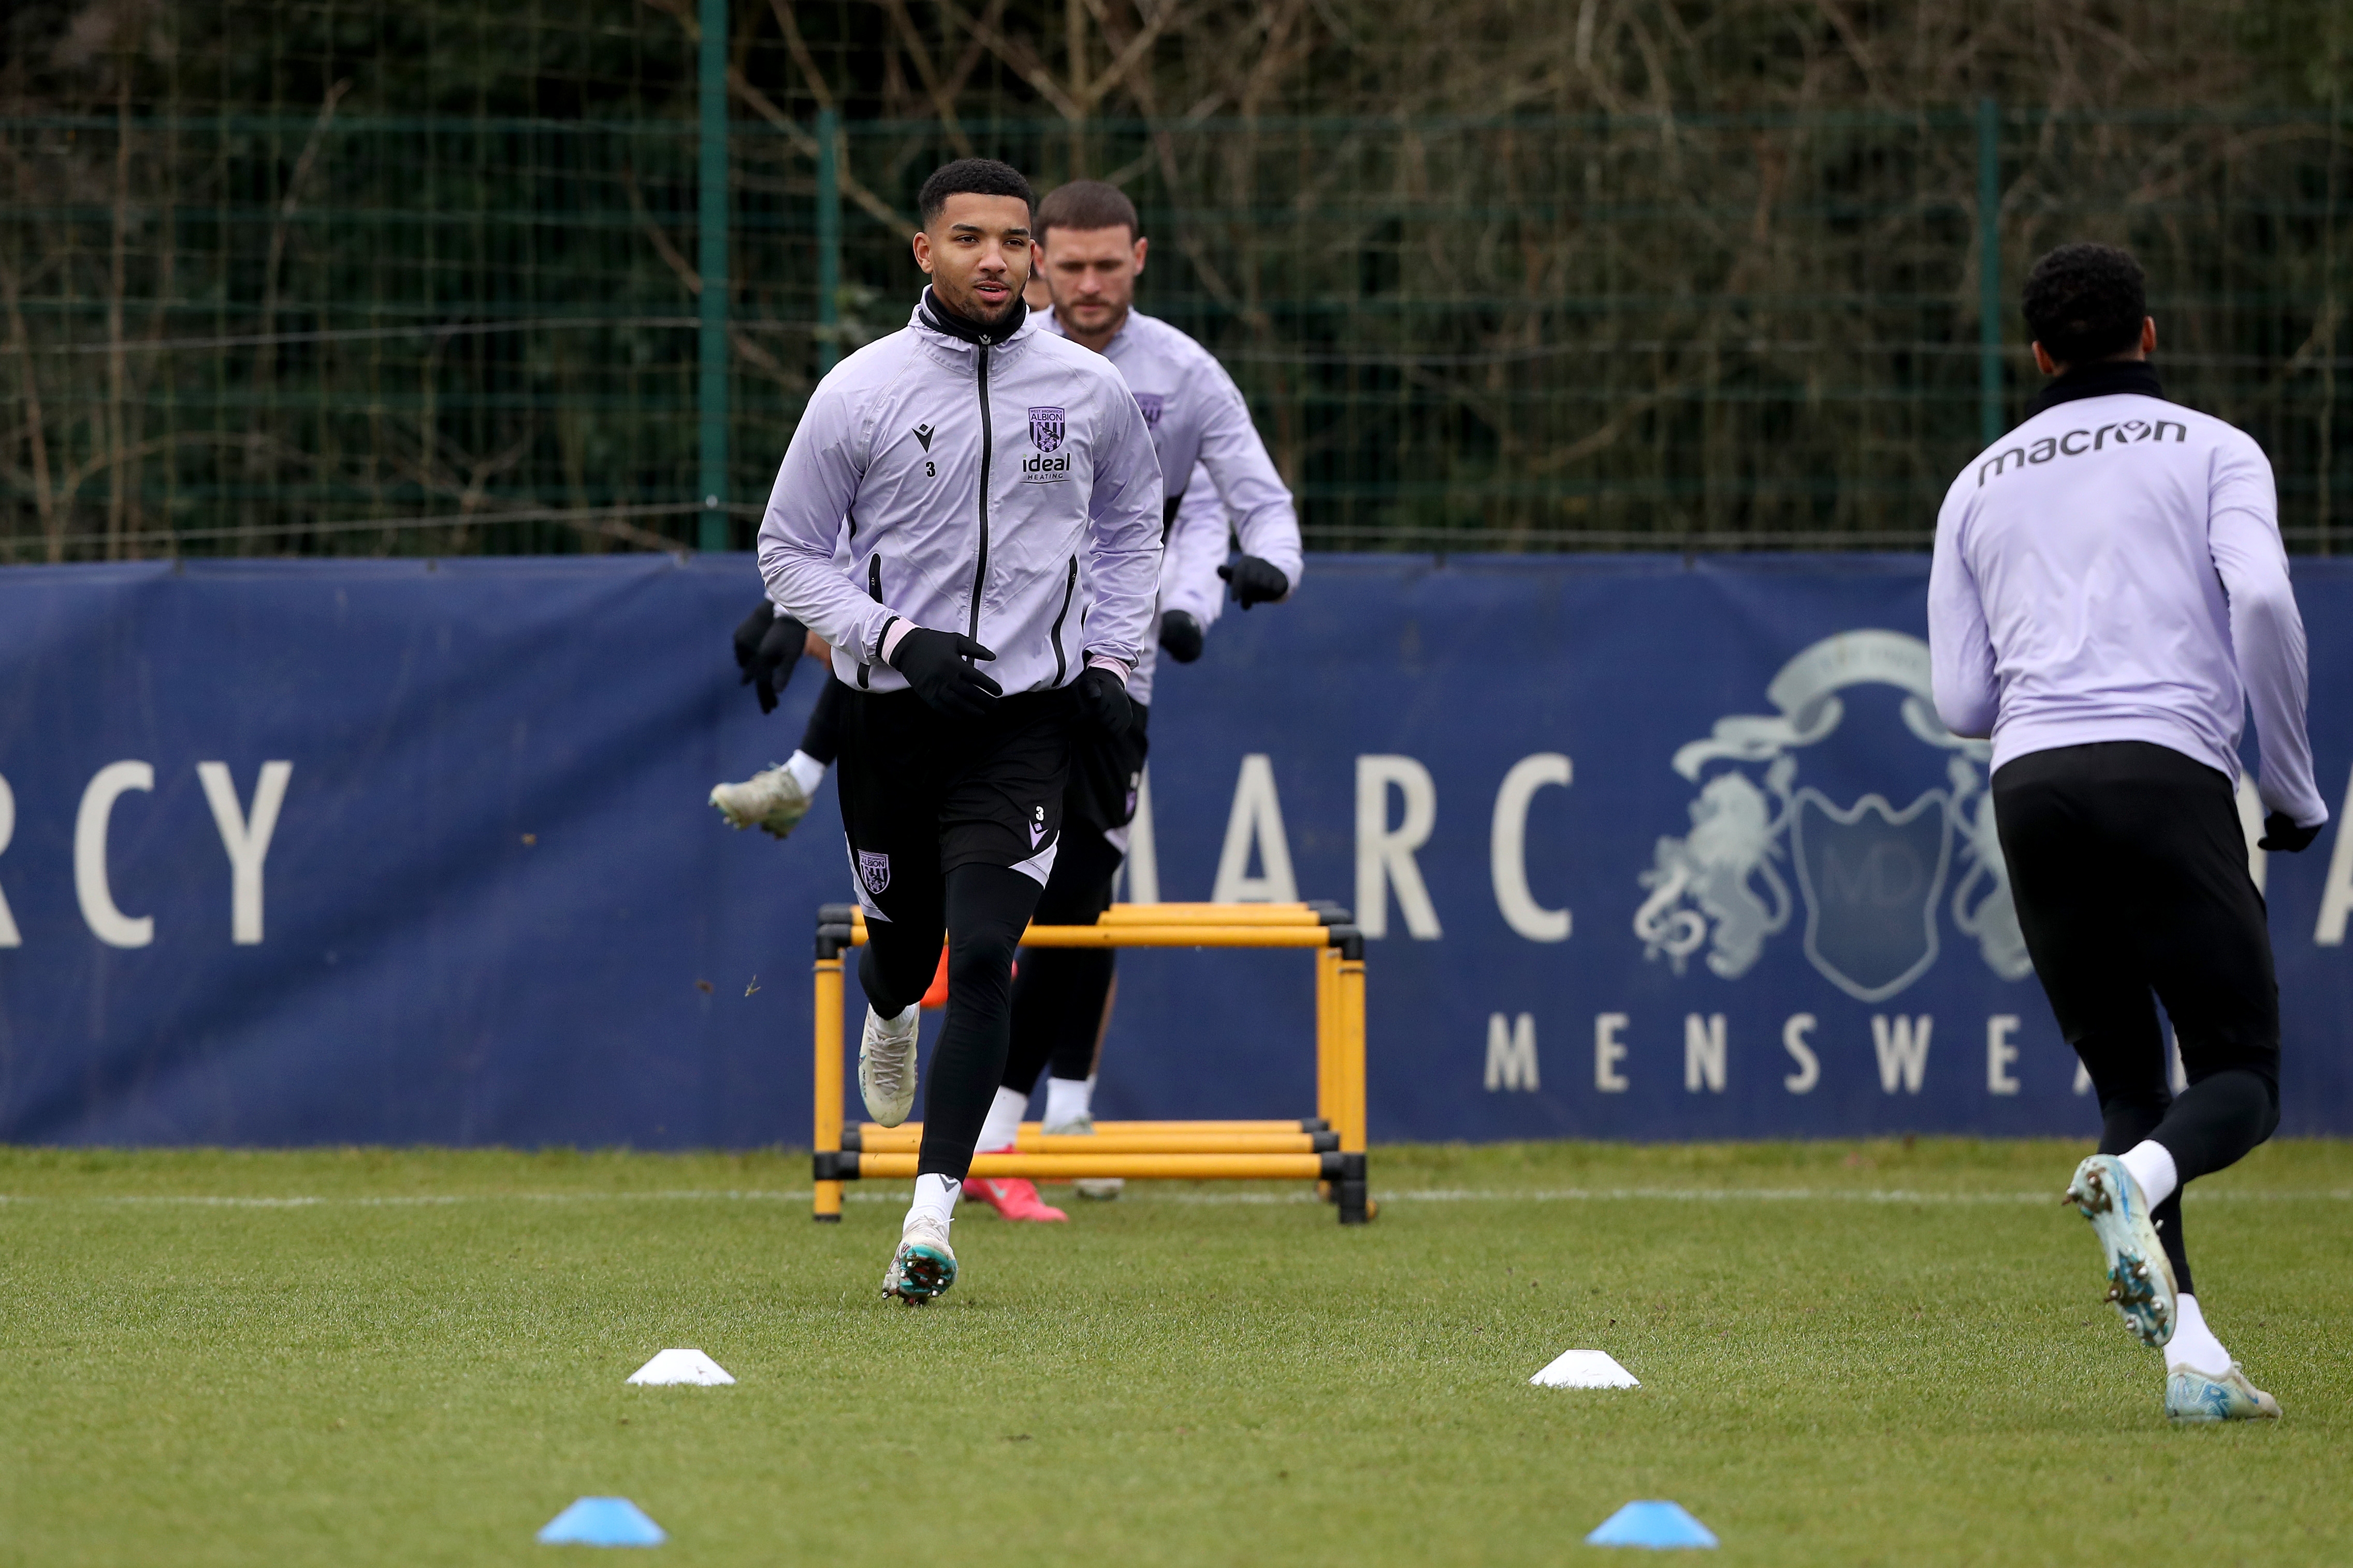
left=695, top=0, right=730, bottom=552
left=817, top=108, right=841, bottom=376
left=1978, top=97, right=2003, bottom=449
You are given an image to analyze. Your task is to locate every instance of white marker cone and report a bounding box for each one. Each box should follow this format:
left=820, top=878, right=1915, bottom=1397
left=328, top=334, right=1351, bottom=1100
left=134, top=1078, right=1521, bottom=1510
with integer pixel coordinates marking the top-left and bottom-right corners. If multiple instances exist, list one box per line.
left=627, top=1347, right=736, bottom=1386
left=1530, top=1349, right=1639, bottom=1388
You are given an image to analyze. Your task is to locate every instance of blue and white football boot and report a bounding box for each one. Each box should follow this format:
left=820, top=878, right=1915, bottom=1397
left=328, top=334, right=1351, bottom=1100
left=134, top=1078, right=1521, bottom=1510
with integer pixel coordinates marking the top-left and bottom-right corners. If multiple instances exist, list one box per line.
left=881, top=1214, right=957, bottom=1305
left=2065, top=1153, right=2177, bottom=1348
left=2165, top=1362, right=2281, bottom=1422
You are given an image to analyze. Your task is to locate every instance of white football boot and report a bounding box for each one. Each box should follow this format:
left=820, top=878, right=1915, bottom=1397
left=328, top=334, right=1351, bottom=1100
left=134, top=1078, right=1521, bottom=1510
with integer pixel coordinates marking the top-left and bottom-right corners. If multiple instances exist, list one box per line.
left=881, top=1213, right=957, bottom=1303
left=1045, top=1109, right=1122, bottom=1200
left=2164, top=1362, right=2280, bottom=1422
left=708, top=764, right=812, bottom=839
left=858, top=1004, right=920, bottom=1127
left=2066, top=1152, right=2177, bottom=1348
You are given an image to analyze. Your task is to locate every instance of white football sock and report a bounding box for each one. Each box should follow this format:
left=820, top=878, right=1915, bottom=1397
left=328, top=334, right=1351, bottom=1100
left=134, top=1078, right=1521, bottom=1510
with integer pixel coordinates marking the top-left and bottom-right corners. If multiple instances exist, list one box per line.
left=783, top=750, right=827, bottom=797
left=2166, top=1293, right=2230, bottom=1374
left=2118, top=1139, right=2179, bottom=1208
left=977, top=1086, right=1028, bottom=1152
left=1044, top=1075, right=1093, bottom=1130
left=908, top=1173, right=960, bottom=1229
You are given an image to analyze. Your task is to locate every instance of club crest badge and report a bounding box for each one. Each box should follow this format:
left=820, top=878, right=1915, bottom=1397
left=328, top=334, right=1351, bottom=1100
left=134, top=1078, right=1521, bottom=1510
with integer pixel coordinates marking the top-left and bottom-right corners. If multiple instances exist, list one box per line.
left=856, top=851, right=891, bottom=897
left=1788, top=786, right=1952, bottom=1002
left=1028, top=406, right=1065, bottom=453
left=1131, top=392, right=1164, bottom=430
left=1632, top=629, right=2032, bottom=1002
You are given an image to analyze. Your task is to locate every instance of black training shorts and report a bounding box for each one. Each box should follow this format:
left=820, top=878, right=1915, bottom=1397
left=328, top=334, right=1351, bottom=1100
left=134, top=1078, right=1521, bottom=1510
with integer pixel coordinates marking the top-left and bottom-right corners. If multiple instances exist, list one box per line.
left=1063, top=701, right=1149, bottom=848
left=836, top=687, right=1075, bottom=925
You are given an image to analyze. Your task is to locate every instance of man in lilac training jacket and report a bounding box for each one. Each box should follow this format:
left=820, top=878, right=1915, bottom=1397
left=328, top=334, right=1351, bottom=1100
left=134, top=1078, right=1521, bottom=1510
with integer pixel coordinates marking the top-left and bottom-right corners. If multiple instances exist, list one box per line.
left=756, top=158, right=1163, bottom=1303
left=1929, top=242, right=2327, bottom=1422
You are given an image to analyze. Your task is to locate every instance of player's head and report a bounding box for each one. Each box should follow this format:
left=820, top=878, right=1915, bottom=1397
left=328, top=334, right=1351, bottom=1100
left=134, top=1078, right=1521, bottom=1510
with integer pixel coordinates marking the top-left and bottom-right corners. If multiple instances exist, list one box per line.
left=1036, top=180, right=1146, bottom=340
left=913, top=158, right=1036, bottom=328
left=2022, top=243, right=2153, bottom=374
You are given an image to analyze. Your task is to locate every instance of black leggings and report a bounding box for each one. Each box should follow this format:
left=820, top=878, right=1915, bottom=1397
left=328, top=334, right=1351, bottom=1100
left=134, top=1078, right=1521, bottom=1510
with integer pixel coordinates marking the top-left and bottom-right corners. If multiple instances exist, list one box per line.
left=999, top=855, right=1120, bottom=1098
left=859, top=863, right=1043, bottom=1181
left=1994, top=741, right=2284, bottom=1295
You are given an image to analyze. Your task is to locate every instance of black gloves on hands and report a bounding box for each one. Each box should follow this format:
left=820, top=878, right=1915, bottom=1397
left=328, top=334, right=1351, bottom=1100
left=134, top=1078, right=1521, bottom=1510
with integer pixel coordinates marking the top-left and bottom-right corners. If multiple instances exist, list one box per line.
left=887, top=627, right=1001, bottom=717
left=1072, top=664, right=1134, bottom=742
left=1158, top=609, right=1204, bottom=664
left=1217, top=554, right=1290, bottom=609
left=2260, top=811, right=2322, bottom=854
left=733, top=601, right=807, bottom=714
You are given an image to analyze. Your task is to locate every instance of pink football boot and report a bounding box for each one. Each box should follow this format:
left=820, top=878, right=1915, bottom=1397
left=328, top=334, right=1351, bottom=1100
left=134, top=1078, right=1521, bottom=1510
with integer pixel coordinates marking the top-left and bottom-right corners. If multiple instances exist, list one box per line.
left=964, top=1161, right=1068, bottom=1222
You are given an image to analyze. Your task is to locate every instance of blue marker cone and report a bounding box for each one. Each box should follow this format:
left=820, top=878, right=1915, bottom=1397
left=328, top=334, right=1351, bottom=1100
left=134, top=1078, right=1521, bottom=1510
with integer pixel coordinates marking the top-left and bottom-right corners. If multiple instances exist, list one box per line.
left=1586, top=1501, right=1718, bottom=1549
left=538, top=1497, right=667, bottom=1547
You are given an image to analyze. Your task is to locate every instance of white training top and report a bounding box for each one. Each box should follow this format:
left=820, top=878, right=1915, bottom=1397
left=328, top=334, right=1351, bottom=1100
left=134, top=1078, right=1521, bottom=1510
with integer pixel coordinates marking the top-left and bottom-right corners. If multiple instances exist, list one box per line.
left=1041, top=307, right=1301, bottom=706
left=757, top=295, right=1163, bottom=697
left=1928, top=362, right=2326, bottom=827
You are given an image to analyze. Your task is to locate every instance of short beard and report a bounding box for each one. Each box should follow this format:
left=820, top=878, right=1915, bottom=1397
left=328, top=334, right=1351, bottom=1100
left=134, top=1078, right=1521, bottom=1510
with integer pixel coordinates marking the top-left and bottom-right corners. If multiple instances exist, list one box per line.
left=939, top=276, right=1023, bottom=327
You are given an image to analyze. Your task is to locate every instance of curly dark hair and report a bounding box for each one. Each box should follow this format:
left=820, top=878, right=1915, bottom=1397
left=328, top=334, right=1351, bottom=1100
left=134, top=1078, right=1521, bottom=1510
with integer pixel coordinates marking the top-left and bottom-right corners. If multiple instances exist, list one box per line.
left=917, top=158, right=1035, bottom=226
left=2021, top=243, right=2148, bottom=367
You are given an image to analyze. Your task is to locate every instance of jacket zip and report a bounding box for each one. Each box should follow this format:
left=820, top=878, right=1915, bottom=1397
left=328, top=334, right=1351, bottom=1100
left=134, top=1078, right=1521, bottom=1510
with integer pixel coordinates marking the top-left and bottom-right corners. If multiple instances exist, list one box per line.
left=1049, top=554, right=1078, bottom=684
left=969, top=340, right=993, bottom=646
left=859, top=553, right=882, bottom=688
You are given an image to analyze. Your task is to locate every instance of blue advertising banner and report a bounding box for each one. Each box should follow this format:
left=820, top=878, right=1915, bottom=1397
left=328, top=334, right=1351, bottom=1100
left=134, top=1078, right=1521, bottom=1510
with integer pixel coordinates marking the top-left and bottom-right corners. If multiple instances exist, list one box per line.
left=2, top=553, right=2347, bottom=1147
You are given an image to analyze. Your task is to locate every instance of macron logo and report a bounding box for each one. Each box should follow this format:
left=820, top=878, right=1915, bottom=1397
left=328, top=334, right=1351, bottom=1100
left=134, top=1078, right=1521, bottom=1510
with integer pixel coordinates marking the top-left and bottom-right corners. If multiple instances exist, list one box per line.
left=912, top=423, right=934, bottom=451
left=1978, top=416, right=2185, bottom=486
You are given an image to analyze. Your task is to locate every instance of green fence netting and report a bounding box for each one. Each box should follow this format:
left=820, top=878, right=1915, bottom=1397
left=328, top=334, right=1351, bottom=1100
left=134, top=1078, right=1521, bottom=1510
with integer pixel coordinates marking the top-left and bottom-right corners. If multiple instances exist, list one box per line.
left=6, top=95, right=2350, bottom=558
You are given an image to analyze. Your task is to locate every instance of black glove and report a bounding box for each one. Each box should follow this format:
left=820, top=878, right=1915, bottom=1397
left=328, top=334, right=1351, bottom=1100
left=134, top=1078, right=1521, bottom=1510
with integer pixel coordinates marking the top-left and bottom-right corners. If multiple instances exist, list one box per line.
left=1217, top=554, right=1290, bottom=609
left=1158, top=609, right=1204, bottom=664
left=887, top=627, right=1001, bottom=717
left=2259, top=811, right=2322, bottom=854
left=1071, top=663, right=1133, bottom=742
left=733, top=602, right=807, bottom=714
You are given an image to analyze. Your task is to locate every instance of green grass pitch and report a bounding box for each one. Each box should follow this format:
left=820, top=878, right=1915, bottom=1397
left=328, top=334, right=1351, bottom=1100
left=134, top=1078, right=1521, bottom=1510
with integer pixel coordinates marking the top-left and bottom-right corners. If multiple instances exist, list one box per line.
left=3, top=1139, right=2349, bottom=1565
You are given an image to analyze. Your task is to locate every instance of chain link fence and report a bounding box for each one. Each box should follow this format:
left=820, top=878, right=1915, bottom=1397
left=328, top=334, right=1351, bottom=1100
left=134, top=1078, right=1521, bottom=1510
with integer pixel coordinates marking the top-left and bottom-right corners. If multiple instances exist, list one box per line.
left=5, top=75, right=2348, bottom=557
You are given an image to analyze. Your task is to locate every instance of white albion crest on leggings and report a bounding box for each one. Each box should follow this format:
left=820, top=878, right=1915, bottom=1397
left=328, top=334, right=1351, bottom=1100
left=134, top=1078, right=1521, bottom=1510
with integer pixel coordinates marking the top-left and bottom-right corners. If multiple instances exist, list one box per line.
left=849, top=845, right=893, bottom=921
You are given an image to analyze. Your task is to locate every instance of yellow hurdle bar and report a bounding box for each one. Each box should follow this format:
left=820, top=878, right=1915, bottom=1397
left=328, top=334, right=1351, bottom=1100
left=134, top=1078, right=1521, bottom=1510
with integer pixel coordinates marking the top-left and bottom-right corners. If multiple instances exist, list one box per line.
left=1018, top=924, right=1338, bottom=948
left=858, top=1152, right=1333, bottom=1181
left=837, top=905, right=1343, bottom=947
left=812, top=901, right=1369, bottom=1223
left=851, top=1131, right=1332, bottom=1155
left=860, top=1119, right=1327, bottom=1137
left=811, top=955, right=846, bottom=1221
left=1096, top=903, right=1330, bottom=925
left=834, top=917, right=1335, bottom=949
left=1335, top=954, right=1368, bottom=1154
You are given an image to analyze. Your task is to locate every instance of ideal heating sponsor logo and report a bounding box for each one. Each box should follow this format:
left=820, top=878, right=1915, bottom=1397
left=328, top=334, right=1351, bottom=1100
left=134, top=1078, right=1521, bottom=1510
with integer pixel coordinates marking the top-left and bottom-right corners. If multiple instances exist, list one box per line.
left=1978, top=416, right=2186, bottom=486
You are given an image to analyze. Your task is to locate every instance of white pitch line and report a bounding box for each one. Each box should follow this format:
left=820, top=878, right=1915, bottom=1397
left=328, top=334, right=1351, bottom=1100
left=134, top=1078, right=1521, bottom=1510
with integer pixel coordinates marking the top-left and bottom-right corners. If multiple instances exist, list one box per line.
left=0, top=1185, right=2345, bottom=1207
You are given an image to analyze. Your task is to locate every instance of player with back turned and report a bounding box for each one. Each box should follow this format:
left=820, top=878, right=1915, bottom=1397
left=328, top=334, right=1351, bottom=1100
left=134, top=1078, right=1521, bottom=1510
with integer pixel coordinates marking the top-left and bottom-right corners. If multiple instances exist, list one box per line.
left=1929, top=242, right=2326, bottom=1420
left=756, top=158, right=1163, bottom=1302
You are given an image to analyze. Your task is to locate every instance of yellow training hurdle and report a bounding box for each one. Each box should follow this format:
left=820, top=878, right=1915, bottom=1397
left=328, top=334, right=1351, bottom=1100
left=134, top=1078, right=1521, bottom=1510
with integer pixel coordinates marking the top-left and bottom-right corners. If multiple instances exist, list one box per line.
left=810, top=901, right=1371, bottom=1223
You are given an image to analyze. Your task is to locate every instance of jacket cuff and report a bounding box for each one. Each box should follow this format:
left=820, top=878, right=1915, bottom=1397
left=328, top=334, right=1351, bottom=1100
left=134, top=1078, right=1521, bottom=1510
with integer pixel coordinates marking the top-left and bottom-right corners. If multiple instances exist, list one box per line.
left=878, top=617, right=914, bottom=666
left=1085, top=652, right=1132, bottom=681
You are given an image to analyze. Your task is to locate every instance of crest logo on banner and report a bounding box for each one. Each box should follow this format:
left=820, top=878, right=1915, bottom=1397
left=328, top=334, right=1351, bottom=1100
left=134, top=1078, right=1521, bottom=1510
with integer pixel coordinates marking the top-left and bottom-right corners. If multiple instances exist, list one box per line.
left=1028, top=406, right=1065, bottom=452
left=1632, top=629, right=2033, bottom=1001
left=1788, top=786, right=1952, bottom=1001
left=1131, top=392, right=1164, bottom=430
